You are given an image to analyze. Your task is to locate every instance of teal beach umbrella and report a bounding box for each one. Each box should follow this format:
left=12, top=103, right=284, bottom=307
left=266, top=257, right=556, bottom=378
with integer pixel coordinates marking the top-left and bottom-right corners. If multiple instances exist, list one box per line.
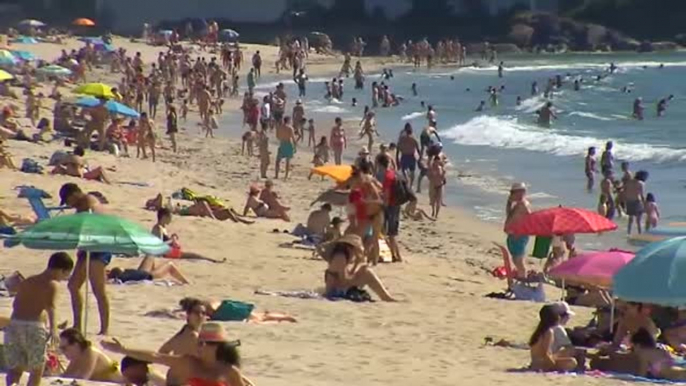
left=613, top=236, right=686, bottom=306
left=3, top=212, right=169, bottom=333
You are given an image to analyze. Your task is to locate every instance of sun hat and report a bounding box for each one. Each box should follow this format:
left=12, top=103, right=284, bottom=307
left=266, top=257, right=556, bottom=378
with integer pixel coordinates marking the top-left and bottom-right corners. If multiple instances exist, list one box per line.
left=552, top=301, right=575, bottom=316
left=321, top=233, right=364, bottom=262
left=358, top=146, right=369, bottom=156
left=198, top=322, right=229, bottom=343
left=510, top=182, right=527, bottom=192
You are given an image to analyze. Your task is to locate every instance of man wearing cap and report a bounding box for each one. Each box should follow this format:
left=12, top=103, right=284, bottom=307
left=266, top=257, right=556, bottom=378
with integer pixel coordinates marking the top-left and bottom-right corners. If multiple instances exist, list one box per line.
left=58, top=183, right=112, bottom=335
left=504, top=182, right=531, bottom=279
left=354, top=146, right=371, bottom=168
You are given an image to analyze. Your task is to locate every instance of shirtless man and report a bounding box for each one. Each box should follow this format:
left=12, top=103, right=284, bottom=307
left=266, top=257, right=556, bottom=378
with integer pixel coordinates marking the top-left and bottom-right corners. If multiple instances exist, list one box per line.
left=504, top=182, right=531, bottom=279
left=397, top=124, right=420, bottom=189
left=624, top=170, right=648, bottom=235
left=80, top=98, right=109, bottom=151
left=259, top=179, right=290, bottom=214
left=600, top=170, right=616, bottom=220
left=275, top=116, right=296, bottom=180
left=537, top=101, right=556, bottom=128
left=59, top=183, right=111, bottom=335
left=5, top=252, right=74, bottom=386
left=292, top=100, right=305, bottom=142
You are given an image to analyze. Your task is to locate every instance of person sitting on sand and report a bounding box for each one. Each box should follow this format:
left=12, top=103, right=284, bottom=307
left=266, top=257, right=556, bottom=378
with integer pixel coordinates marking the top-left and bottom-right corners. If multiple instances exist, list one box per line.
left=60, top=328, right=124, bottom=383
left=0, top=138, right=17, bottom=170
left=302, top=203, right=332, bottom=239
left=51, top=146, right=111, bottom=184
left=102, top=323, right=255, bottom=386
left=323, top=234, right=396, bottom=302
left=259, top=179, right=291, bottom=214
left=108, top=255, right=190, bottom=285
left=0, top=208, right=35, bottom=231
left=182, top=297, right=297, bottom=324
left=151, top=207, right=226, bottom=263
left=0, top=107, right=19, bottom=139
left=605, top=302, right=658, bottom=353
left=402, top=195, right=435, bottom=221
left=632, top=328, right=686, bottom=381
left=529, top=304, right=578, bottom=372
left=243, top=186, right=290, bottom=221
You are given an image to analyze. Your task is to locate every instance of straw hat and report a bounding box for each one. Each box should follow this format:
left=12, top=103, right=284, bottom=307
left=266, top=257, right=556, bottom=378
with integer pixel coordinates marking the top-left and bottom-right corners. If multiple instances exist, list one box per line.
left=198, top=322, right=228, bottom=343
left=510, top=182, right=526, bottom=192
left=321, top=233, right=364, bottom=262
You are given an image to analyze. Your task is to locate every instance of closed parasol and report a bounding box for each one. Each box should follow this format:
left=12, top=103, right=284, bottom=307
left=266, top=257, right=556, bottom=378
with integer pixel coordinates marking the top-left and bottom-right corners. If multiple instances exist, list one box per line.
left=505, top=206, right=618, bottom=236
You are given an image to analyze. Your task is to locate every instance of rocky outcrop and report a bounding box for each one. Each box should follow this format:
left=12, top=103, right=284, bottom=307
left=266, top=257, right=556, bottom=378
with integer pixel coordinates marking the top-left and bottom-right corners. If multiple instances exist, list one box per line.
left=507, top=12, right=668, bottom=52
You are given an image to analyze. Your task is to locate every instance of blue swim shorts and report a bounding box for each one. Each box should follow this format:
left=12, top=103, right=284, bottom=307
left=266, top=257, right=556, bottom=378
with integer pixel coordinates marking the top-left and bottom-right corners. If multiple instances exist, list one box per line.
left=506, top=235, right=530, bottom=261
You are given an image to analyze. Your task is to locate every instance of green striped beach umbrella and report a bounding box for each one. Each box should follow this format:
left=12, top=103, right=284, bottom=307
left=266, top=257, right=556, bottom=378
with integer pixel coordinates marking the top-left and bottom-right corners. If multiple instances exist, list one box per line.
left=3, top=212, right=169, bottom=334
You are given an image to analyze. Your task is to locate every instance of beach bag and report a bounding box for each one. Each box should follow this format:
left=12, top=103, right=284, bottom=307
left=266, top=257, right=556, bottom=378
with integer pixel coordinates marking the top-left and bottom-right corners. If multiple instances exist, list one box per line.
left=511, top=282, right=546, bottom=303
left=20, top=158, right=43, bottom=174
left=392, top=172, right=412, bottom=206
left=210, top=300, right=255, bottom=322
left=344, top=287, right=373, bottom=303
left=532, top=236, right=552, bottom=259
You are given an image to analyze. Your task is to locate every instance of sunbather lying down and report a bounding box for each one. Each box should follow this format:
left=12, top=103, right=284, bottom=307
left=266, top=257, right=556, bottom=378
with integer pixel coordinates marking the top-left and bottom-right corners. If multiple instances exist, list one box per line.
left=145, top=193, right=253, bottom=224
left=145, top=297, right=297, bottom=324
left=152, top=208, right=226, bottom=264
left=51, top=146, right=111, bottom=183
left=108, top=255, right=190, bottom=285
left=0, top=208, right=36, bottom=228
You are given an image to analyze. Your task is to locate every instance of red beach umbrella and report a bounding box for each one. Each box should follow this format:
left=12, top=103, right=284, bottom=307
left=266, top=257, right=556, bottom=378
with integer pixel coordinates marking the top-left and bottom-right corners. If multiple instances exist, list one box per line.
left=505, top=206, right=618, bottom=236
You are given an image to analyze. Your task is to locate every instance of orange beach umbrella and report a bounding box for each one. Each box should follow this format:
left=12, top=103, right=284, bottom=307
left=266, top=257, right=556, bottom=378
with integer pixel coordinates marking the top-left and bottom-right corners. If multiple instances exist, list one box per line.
left=310, top=165, right=353, bottom=183
left=73, top=18, right=95, bottom=27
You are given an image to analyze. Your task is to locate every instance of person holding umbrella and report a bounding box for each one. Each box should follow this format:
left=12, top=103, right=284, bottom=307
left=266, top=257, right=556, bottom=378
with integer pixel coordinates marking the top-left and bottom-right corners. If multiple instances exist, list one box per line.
left=504, top=182, right=531, bottom=279
left=59, top=183, right=112, bottom=335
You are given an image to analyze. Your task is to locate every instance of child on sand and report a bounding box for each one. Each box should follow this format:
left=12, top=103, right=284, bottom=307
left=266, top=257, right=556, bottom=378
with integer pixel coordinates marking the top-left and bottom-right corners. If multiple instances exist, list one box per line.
left=5, top=252, right=74, bottom=386
left=645, top=193, right=660, bottom=231
left=307, top=119, right=316, bottom=148
left=181, top=100, right=188, bottom=122
left=241, top=130, right=255, bottom=156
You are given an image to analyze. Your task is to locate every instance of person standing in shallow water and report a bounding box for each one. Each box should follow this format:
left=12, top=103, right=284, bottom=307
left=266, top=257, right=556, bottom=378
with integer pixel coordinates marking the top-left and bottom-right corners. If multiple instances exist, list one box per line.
left=585, top=147, right=597, bottom=192
left=504, top=183, right=531, bottom=279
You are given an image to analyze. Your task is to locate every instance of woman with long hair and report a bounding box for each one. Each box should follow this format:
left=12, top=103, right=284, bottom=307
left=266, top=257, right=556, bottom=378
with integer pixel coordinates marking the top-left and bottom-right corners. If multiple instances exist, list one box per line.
left=529, top=304, right=577, bottom=372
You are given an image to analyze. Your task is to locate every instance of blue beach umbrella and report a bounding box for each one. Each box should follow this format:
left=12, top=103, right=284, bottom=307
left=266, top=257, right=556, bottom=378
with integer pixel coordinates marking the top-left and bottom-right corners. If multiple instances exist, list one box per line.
left=10, top=50, right=36, bottom=61
left=219, top=29, right=240, bottom=42
left=614, top=236, right=686, bottom=306
left=13, top=36, right=38, bottom=44
left=75, top=96, right=140, bottom=118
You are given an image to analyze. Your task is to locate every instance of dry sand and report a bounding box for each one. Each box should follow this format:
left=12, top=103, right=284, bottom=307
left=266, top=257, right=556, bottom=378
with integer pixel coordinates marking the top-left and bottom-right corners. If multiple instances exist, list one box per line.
left=0, top=37, right=623, bottom=386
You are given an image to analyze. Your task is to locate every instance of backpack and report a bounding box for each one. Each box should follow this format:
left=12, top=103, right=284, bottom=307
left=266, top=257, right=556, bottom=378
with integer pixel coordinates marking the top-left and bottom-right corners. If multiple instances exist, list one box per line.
left=392, top=172, right=412, bottom=206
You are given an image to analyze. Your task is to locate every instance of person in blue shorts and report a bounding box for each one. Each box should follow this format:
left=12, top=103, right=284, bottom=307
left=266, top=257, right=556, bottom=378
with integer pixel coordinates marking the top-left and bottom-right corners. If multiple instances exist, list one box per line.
left=275, top=116, right=296, bottom=180
left=396, top=123, right=420, bottom=188
left=59, top=183, right=112, bottom=335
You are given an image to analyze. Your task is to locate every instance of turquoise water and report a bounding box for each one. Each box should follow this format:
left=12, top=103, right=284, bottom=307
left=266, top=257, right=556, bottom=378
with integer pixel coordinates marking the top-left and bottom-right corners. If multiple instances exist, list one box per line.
left=230, top=51, right=686, bottom=249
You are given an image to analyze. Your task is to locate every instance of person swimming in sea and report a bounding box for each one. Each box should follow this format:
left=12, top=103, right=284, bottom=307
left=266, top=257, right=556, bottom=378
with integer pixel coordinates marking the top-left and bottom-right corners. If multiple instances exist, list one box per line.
left=516, top=96, right=522, bottom=106
left=536, top=102, right=556, bottom=128
left=475, top=100, right=486, bottom=112
left=657, top=95, right=673, bottom=117
left=411, top=83, right=418, bottom=96
left=531, top=81, right=538, bottom=96
left=633, top=97, right=644, bottom=120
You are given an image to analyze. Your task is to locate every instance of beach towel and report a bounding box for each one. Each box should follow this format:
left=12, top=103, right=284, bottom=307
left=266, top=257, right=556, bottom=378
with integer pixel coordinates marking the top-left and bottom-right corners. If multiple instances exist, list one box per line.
left=255, top=289, right=322, bottom=300
left=16, top=186, right=51, bottom=199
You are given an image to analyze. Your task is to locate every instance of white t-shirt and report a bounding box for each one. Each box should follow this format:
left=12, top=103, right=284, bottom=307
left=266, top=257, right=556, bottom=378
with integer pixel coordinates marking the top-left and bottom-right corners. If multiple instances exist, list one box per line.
left=260, top=103, right=271, bottom=121
left=551, top=325, right=572, bottom=353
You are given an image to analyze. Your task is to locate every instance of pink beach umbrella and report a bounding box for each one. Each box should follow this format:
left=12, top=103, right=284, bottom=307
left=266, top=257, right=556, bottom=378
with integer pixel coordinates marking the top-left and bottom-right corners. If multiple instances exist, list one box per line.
left=548, top=249, right=635, bottom=289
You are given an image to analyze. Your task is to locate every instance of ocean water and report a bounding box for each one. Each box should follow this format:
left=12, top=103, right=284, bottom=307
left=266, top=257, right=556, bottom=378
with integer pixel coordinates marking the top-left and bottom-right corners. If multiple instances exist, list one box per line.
left=225, top=51, right=686, bottom=249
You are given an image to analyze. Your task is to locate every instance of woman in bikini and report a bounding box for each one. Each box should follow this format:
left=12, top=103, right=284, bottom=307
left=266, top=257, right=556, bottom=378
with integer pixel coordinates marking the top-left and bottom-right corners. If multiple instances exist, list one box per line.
left=427, top=155, right=445, bottom=219
left=329, top=117, right=346, bottom=165
left=632, top=328, right=686, bottom=381
left=107, top=254, right=190, bottom=284
left=137, top=112, right=156, bottom=162
left=60, top=328, right=124, bottom=383
left=347, top=161, right=384, bottom=265
left=529, top=305, right=578, bottom=372
left=243, top=186, right=290, bottom=221
left=323, top=234, right=396, bottom=301
left=51, top=146, right=111, bottom=184
left=152, top=208, right=227, bottom=263
left=102, top=323, right=254, bottom=386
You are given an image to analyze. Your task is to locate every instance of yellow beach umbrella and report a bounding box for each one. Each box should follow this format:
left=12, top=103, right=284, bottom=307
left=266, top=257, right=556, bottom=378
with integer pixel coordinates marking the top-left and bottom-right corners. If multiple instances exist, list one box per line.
left=0, top=69, right=13, bottom=81
left=310, top=164, right=353, bottom=183
left=73, top=82, right=115, bottom=99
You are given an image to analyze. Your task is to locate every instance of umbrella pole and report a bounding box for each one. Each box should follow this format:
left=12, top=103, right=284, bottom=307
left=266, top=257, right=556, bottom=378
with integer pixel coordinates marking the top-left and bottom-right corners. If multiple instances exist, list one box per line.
left=84, top=251, right=90, bottom=336
left=610, top=297, right=615, bottom=334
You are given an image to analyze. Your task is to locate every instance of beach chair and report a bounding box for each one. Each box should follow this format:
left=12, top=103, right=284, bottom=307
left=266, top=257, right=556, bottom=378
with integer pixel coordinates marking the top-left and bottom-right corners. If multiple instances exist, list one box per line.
left=17, top=187, right=67, bottom=222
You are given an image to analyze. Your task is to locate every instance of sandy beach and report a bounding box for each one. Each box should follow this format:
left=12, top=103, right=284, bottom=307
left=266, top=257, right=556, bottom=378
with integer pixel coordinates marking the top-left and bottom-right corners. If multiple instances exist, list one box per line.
left=0, top=36, right=628, bottom=386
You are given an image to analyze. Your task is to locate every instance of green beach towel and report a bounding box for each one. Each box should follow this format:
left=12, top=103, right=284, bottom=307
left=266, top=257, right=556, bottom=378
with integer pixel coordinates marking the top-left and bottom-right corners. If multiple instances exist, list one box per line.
left=210, top=300, right=255, bottom=322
